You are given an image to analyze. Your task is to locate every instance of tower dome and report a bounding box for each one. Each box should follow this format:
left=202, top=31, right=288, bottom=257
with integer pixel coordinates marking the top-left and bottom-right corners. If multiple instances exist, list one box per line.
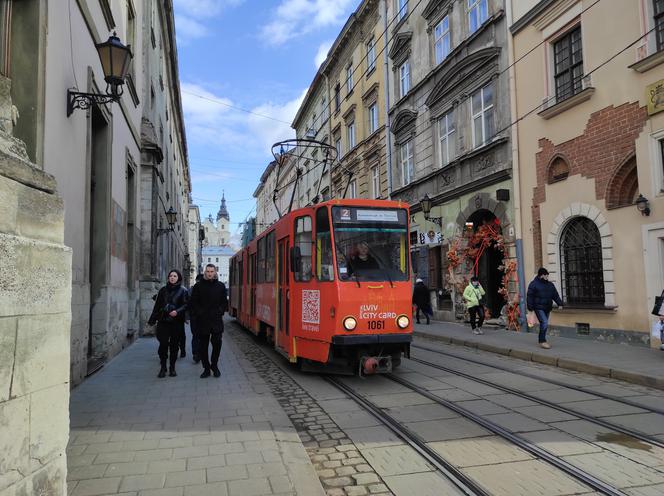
left=216, top=191, right=230, bottom=221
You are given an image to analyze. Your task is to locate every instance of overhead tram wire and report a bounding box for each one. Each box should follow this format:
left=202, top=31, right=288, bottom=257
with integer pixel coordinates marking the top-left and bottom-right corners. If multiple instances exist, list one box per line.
left=180, top=90, right=293, bottom=125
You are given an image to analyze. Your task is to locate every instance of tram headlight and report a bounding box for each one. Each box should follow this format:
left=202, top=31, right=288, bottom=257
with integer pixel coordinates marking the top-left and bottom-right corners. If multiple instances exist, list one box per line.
left=343, top=316, right=357, bottom=331
left=396, top=315, right=410, bottom=329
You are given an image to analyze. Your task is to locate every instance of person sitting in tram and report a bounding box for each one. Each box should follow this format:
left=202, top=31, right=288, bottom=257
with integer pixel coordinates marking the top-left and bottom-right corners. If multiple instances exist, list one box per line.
left=348, top=241, right=379, bottom=276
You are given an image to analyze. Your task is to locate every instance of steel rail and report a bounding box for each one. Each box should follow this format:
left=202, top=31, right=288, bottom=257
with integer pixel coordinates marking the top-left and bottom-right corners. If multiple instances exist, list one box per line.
left=324, top=376, right=491, bottom=496
left=407, top=354, right=664, bottom=450
left=386, top=374, right=627, bottom=496
left=412, top=342, right=664, bottom=416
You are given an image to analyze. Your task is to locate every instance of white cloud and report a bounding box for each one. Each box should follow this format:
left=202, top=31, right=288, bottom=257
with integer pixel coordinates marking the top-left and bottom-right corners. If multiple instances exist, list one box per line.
left=181, top=82, right=305, bottom=157
left=314, top=40, right=333, bottom=68
left=262, top=0, right=356, bottom=45
left=173, top=0, right=244, bottom=43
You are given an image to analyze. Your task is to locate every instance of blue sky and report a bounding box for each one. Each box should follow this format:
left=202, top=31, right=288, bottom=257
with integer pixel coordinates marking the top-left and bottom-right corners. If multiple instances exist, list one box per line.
left=173, top=0, right=358, bottom=244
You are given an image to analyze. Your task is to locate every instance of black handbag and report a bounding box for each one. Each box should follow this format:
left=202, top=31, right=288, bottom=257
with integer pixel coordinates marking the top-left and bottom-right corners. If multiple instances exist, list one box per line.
left=652, top=290, right=664, bottom=316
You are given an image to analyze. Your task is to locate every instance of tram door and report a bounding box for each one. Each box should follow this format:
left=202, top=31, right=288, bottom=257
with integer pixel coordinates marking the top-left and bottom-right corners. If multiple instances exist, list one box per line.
left=277, top=237, right=290, bottom=353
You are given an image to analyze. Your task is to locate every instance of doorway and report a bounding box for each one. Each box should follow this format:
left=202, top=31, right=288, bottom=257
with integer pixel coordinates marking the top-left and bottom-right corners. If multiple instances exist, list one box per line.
left=88, top=106, right=111, bottom=369
left=277, top=237, right=290, bottom=353
left=467, top=209, right=504, bottom=318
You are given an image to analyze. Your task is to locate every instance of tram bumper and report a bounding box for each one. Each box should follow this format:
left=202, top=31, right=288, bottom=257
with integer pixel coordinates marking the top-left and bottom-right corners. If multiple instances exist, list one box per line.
left=331, top=333, right=412, bottom=345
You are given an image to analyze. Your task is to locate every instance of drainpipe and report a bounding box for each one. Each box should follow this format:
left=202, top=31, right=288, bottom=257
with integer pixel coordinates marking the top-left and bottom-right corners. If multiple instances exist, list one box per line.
left=382, top=0, right=394, bottom=196
left=505, top=0, right=528, bottom=328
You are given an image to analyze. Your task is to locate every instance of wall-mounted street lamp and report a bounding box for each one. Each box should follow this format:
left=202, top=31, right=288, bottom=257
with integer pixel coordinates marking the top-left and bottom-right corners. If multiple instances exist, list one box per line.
left=419, top=194, right=443, bottom=227
left=156, top=207, right=178, bottom=236
left=67, top=33, right=133, bottom=117
left=636, top=194, right=651, bottom=216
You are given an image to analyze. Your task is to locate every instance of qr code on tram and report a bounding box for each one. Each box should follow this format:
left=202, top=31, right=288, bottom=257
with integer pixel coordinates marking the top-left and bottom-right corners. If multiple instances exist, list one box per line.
left=302, top=290, right=320, bottom=324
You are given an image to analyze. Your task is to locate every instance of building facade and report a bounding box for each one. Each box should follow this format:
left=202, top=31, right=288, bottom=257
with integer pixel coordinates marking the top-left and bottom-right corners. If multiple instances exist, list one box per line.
left=187, top=203, right=204, bottom=284
left=324, top=0, right=391, bottom=202
left=386, top=0, right=516, bottom=322
left=6, top=0, right=190, bottom=385
left=138, top=0, right=191, bottom=340
left=511, top=0, right=664, bottom=345
left=254, top=152, right=299, bottom=235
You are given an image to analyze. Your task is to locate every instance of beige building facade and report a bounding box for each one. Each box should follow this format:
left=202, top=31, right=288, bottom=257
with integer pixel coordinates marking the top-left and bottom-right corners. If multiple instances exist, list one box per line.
left=511, top=0, right=664, bottom=344
left=325, top=0, right=390, bottom=202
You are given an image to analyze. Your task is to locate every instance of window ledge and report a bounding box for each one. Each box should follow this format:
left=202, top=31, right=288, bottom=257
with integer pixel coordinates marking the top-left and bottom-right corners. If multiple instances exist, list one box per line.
left=538, top=87, right=595, bottom=120
left=366, top=66, right=376, bottom=79
left=554, top=305, right=618, bottom=313
left=629, top=49, right=664, bottom=73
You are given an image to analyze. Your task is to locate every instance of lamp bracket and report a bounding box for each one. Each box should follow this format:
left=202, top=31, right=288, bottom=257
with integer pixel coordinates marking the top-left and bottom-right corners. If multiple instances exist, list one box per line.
left=67, top=89, right=119, bottom=117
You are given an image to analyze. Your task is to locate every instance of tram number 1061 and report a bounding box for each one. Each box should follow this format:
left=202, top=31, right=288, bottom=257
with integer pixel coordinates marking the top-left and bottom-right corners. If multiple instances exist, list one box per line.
left=367, top=320, right=386, bottom=330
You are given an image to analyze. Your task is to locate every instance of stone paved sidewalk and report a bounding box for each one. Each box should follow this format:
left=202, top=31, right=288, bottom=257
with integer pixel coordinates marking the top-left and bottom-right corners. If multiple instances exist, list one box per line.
left=67, top=328, right=325, bottom=496
left=413, top=320, right=664, bottom=389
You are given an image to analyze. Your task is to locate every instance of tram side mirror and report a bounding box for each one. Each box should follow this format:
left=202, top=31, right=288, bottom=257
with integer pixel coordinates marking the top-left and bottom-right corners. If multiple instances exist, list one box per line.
left=290, top=246, right=301, bottom=273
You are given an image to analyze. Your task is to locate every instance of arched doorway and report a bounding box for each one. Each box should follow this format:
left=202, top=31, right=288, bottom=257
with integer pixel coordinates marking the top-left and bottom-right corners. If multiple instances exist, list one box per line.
left=467, top=209, right=504, bottom=318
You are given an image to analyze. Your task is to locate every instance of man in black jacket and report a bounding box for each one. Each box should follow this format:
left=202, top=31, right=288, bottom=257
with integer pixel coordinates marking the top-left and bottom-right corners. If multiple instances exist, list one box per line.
left=527, top=267, right=563, bottom=349
left=189, top=264, right=228, bottom=378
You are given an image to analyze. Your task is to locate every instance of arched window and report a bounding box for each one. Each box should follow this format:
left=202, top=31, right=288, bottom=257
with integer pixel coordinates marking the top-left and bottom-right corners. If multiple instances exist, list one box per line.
left=560, top=217, right=605, bottom=306
left=606, top=156, right=638, bottom=209
left=547, top=156, right=570, bottom=183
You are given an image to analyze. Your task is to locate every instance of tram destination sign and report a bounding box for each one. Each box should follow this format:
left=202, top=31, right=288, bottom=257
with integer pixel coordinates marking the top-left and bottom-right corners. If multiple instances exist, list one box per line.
left=333, top=206, right=404, bottom=224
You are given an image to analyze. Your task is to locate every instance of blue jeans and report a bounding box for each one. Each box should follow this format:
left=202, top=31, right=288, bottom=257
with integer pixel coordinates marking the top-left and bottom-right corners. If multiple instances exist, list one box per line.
left=535, top=309, right=550, bottom=343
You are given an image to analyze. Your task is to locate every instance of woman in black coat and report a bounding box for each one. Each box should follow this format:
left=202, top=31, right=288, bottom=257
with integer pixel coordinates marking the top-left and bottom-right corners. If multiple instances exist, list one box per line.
left=148, top=269, right=188, bottom=377
left=412, top=278, right=431, bottom=325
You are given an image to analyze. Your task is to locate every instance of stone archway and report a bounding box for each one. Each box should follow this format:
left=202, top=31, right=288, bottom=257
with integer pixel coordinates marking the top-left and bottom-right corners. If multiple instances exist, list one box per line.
left=455, top=192, right=509, bottom=230
left=546, top=203, right=615, bottom=307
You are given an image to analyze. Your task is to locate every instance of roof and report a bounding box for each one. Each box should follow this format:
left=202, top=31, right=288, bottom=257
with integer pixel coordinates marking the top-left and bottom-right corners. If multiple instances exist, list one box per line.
left=202, top=245, right=236, bottom=256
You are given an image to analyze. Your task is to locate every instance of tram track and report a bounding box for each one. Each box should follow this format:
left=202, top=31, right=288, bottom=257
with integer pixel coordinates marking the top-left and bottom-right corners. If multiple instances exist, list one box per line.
left=326, top=374, right=628, bottom=495
left=409, top=345, right=664, bottom=449
left=412, top=342, right=664, bottom=416
left=325, top=375, right=492, bottom=496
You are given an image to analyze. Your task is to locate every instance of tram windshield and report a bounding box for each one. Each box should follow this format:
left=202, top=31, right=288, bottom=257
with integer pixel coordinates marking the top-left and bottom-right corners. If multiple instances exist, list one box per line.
left=331, top=206, right=409, bottom=282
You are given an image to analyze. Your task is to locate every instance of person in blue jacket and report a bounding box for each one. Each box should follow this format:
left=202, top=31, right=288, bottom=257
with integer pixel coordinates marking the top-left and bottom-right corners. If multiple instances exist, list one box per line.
left=526, top=267, right=563, bottom=349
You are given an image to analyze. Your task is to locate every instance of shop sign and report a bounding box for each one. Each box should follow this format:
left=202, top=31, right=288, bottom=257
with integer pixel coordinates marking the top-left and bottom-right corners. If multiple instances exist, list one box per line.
left=647, top=78, right=664, bottom=115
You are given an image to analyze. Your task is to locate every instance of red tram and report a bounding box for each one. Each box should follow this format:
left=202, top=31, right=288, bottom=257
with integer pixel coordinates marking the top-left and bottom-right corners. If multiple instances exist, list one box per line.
left=229, top=199, right=412, bottom=375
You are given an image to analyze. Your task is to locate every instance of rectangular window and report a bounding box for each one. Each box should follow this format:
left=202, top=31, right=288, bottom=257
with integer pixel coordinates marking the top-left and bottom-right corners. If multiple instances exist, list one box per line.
left=346, top=64, right=354, bottom=94
left=553, top=26, right=584, bottom=103
left=400, top=140, right=414, bottom=186
left=367, top=37, right=376, bottom=72
left=371, top=166, right=380, bottom=199
left=438, top=110, right=456, bottom=166
left=257, top=237, right=266, bottom=283
left=434, top=16, right=451, bottom=64
left=294, top=216, right=312, bottom=282
left=468, top=0, right=488, bottom=34
left=316, top=207, right=335, bottom=281
left=334, top=83, right=341, bottom=111
left=399, top=60, right=410, bottom=98
left=369, top=103, right=378, bottom=134
left=398, top=0, right=408, bottom=20
left=265, top=231, right=275, bottom=282
left=347, top=121, right=356, bottom=149
left=321, top=95, right=328, bottom=123
left=471, top=82, right=494, bottom=148
left=348, top=179, right=357, bottom=199
left=335, top=136, right=342, bottom=159
left=656, top=0, right=664, bottom=51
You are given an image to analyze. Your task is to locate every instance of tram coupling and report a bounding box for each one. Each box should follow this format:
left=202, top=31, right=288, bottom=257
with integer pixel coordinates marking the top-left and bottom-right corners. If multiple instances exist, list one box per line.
left=360, top=355, right=392, bottom=376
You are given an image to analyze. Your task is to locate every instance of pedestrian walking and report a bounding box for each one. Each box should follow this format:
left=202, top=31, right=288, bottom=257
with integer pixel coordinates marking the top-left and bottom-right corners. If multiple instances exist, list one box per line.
left=526, top=267, right=563, bottom=349
left=188, top=273, right=204, bottom=363
left=148, top=269, right=189, bottom=378
left=189, top=264, right=228, bottom=378
left=463, top=276, right=486, bottom=335
left=412, top=278, right=431, bottom=325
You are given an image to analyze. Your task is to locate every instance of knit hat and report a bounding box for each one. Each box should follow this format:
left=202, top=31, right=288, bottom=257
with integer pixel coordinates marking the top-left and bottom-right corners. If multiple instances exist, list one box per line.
left=416, top=278, right=423, bottom=283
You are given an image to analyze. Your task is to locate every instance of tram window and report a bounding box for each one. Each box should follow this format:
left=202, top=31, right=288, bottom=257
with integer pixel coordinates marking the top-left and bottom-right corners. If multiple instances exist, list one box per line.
left=316, top=207, right=334, bottom=281
left=265, top=231, right=276, bottom=282
left=257, top=237, right=266, bottom=284
left=294, top=216, right=312, bottom=282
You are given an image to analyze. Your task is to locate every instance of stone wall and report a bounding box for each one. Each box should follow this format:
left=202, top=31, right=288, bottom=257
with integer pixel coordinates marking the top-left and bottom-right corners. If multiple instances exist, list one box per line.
left=0, top=127, right=71, bottom=493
